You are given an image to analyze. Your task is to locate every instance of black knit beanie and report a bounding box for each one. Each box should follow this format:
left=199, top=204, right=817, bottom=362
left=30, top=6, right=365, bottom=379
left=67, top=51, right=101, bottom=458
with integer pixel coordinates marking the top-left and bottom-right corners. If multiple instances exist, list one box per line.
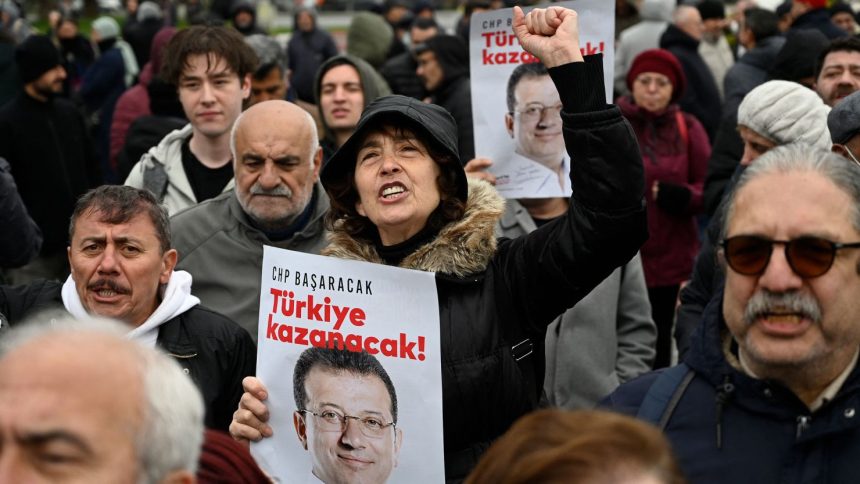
left=15, top=35, right=62, bottom=84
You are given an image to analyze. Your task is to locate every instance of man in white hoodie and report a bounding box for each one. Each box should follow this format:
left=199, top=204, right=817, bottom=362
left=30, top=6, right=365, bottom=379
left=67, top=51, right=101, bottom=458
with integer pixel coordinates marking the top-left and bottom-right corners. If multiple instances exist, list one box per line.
left=0, top=185, right=255, bottom=432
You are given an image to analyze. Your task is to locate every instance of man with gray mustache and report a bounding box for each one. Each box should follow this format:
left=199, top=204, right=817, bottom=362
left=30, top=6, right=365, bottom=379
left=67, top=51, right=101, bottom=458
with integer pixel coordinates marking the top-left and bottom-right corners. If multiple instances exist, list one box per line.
left=171, top=100, right=329, bottom=340
left=604, top=144, right=860, bottom=483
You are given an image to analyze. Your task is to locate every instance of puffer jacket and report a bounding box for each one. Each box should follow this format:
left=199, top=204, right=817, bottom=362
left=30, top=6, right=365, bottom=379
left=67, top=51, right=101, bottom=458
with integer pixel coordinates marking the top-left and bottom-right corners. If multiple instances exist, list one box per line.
left=124, top=123, right=235, bottom=215
left=0, top=279, right=256, bottom=432
left=605, top=288, right=860, bottom=484
left=322, top=56, right=648, bottom=481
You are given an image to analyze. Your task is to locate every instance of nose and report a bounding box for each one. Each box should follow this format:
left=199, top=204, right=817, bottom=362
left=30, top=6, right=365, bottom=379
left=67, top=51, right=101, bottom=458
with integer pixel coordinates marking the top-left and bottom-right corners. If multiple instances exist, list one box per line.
left=200, top=81, right=216, bottom=104
left=757, top=245, right=804, bottom=293
left=332, top=85, right=346, bottom=102
left=258, top=161, right=281, bottom=188
left=380, top=152, right=402, bottom=175
left=97, top=245, right=120, bottom=275
left=339, top=418, right=367, bottom=449
left=740, top=145, right=757, bottom=166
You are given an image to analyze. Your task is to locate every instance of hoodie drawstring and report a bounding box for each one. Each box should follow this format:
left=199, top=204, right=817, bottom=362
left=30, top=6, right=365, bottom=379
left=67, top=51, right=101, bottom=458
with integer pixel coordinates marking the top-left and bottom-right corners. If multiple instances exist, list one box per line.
left=715, top=375, right=735, bottom=449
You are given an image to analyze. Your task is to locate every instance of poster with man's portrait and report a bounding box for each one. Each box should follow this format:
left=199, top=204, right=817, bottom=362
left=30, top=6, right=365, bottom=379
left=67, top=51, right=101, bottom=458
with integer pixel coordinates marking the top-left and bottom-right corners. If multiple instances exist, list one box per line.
left=252, top=246, right=445, bottom=483
left=469, top=1, right=615, bottom=199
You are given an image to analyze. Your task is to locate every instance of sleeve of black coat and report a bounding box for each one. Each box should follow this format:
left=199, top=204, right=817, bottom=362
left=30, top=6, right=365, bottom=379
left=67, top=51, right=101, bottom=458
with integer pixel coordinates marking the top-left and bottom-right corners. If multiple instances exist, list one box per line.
left=0, top=157, right=42, bottom=268
left=215, top=324, right=257, bottom=432
left=675, top=208, right=724, bottom=359
left=703, top=115, right=744, bottom=217
left=494, top=54, right=648, bottom=335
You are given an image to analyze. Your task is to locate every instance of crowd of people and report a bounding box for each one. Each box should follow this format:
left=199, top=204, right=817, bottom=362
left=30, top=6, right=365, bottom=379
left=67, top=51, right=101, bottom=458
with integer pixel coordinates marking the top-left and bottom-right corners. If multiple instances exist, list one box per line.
left=3, top=0, right=860, bottom=482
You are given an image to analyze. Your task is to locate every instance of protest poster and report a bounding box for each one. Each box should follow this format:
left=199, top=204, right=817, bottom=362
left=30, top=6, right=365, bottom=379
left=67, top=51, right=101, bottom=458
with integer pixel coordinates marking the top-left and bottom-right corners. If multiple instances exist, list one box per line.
left=252, top=245, right=445, bottom=483
left=470, top=1, right=615, bottom=199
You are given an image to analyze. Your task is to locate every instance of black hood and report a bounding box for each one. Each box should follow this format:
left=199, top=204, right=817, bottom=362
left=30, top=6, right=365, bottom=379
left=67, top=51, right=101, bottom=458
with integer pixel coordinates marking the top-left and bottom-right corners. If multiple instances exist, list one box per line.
left=321, top=95, right=468, bottom=204
left=417, top=35, right=468, bottom=90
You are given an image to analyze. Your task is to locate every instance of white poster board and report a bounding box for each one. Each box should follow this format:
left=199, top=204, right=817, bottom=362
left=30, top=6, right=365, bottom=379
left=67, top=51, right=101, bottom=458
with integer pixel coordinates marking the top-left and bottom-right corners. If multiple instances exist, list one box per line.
left=470, top=1, right=615, bottom=199
left=252, top=246, right=445, bottom=483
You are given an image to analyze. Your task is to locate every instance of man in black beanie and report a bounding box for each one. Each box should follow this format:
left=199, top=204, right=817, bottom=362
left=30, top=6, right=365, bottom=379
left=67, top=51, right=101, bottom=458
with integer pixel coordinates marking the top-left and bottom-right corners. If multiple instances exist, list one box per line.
left=0, top=35, right=101, bottom=283
left=415, top=35, right=475, bottom=161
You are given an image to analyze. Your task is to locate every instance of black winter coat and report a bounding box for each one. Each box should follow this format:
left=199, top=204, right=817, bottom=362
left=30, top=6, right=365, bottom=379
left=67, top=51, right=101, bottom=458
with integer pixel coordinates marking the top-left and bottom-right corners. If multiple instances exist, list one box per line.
left=791, top=9, right=849, bottom=40
left=0, top=93, right=100, bottom=256
left=323, top=56, right=647, bottom=481
left=431, top=75, right=475, bottom=162
left=607, top=288, right=860, bottom=484
left=380, top=51, right=426, bottom=100
left=660, top=24, right=722, bottom=142
left=0, top=280, right=256, bottom=432
left=0, top=157, right=41, bottom=268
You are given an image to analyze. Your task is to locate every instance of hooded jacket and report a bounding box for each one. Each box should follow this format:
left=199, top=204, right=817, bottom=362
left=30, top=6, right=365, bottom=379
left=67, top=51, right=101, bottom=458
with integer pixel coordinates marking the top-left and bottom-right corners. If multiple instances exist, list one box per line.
left=346, top=12, right=394, bottom=69
left=421, top=35, right=475, bottom=161
left=0, top=156, right=41, bottom=268
left=288, top=8, right=338, bottom=103
left=321, top=57, right=647, bottom=479
left=313, top=54, right=392, bottom=160
left=605, top=287, right=860, bottom=484
left=0, top=276, right=256, bottom=432
left=791, top=7, right=849, bottom=40
left=660, top=24, right=722, bottom=141
left=124, top=124, right=236, bottom=215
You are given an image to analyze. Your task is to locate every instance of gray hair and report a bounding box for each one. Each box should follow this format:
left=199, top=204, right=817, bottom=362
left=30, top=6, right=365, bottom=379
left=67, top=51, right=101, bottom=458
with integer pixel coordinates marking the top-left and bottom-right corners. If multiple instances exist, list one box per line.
left=244, top=34, right=288, bottom=78
left=0, top=316, right=205, bottom=484
left=720, top=144, right=860, bottom=240
left=229, top=104, right=320, bottom=167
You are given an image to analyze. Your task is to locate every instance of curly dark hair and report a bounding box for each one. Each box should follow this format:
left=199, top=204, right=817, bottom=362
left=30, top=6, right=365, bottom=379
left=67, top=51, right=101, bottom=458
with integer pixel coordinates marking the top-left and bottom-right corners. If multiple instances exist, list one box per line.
left=324, top=121, right=466, bottom=242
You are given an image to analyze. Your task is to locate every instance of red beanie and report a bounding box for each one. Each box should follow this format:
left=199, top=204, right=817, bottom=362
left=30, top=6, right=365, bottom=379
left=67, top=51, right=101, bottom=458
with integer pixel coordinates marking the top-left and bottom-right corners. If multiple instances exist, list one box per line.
left=626, top=48, right=687, bottom=104
left=798, top=0, right=827, bottom=8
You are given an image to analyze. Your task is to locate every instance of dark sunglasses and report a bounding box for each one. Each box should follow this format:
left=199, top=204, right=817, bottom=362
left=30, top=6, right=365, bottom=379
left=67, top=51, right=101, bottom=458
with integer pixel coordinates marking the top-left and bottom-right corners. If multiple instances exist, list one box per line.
left=721, top=235, right=860, bottom=278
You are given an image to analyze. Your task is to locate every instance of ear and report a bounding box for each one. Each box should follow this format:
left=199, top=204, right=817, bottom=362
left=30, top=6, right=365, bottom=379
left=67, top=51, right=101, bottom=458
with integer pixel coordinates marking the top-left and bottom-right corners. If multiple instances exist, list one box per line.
left=392, top=427, right=404, bottom=467
left=67, top=245, right=73, bottom=274
left=294, top=410, right=309, bottom=450
left=505, top=112, right=514, bottom=138
left=833, top=144, right=846, bottom=155
left=160, top=249, right=178, bottom=285
left=241, top=73, right=252, bottom=100
left=312, top=147, right=323, bottom=181
left=157, top=470, right=196, bottom=484
left=355, top=198, right=366, bottom=217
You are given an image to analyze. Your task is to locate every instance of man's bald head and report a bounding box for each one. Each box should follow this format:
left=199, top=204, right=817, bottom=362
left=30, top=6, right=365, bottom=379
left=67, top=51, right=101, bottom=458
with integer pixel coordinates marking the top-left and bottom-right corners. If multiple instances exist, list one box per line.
left=674, top=5, right=705, bottom=41
left=231, top=100, right=323, bottom=232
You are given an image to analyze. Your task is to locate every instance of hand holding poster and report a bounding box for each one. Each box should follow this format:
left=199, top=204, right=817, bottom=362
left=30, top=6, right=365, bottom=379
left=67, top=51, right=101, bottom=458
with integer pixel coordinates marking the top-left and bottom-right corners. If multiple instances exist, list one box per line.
left=469, top=1, right=615, bottom=199
left=252, top=246, right=445, bottom=483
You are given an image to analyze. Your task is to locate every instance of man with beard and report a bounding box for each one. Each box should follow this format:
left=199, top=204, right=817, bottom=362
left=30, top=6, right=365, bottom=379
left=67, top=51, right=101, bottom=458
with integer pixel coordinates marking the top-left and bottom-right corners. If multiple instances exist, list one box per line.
left=170, top=100, right=328, bottom=340
left=605, top=144, right=860, bottom=483
left=814, top=37, right=860, bottom=107
left=0, top=35, right=100, bottom=284
left=0, top=185, right=255, bottom=432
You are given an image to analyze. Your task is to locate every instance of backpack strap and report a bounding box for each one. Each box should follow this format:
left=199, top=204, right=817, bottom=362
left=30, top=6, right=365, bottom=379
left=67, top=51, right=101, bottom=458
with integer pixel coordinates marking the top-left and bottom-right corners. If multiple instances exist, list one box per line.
left=636, top=362, right=695, bottom=430
left=675, top=110, right=689, bottom=152
left=142, top=162, right=169, bottom=202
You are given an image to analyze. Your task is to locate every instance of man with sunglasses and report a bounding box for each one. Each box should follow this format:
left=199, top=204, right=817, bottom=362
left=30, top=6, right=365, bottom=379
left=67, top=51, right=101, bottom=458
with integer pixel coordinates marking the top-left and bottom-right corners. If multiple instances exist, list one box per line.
left=291, top=347, right=402, bottom=484
left=604, top=144, right=860, bottom=483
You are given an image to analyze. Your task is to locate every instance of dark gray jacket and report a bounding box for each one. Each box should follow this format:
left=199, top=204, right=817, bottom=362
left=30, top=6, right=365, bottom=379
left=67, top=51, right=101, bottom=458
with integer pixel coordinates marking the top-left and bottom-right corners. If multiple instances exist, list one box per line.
left=0, top=157, right=41, bottom=268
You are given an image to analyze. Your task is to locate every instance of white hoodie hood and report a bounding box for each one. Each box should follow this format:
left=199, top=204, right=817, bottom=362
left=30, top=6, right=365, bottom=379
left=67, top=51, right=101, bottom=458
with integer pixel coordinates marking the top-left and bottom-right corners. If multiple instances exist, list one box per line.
left=61, top=270, right=200, bottom=348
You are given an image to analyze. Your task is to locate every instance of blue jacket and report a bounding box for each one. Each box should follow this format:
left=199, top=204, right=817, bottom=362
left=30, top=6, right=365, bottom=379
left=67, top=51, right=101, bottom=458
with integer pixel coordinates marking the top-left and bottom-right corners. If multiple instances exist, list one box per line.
left=604, top=289, right=860, bottom=484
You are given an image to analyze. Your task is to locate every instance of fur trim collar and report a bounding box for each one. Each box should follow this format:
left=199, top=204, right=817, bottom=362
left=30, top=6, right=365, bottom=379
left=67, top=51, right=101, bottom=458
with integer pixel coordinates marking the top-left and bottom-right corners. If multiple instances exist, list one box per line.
left=322, top=179, right=504, bottom=277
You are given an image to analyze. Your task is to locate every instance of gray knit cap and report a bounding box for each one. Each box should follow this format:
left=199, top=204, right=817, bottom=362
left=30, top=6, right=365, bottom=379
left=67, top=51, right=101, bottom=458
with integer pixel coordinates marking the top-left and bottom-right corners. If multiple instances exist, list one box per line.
left=828, top=90, right=860, bottom=144
left=137, top=1, right=163, bottom=22
left=91, top=16, right=120, bottom=40
left=737, top=80, right=831, bottom=151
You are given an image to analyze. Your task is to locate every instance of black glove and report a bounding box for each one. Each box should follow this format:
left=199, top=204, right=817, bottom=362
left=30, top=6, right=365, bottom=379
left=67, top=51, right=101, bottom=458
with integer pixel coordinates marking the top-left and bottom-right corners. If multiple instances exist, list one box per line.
left=655, top=181, right=692, bottom=216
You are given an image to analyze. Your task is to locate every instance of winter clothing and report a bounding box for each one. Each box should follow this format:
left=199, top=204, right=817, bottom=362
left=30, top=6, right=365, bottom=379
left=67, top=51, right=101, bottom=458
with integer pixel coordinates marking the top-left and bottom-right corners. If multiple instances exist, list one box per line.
left=313, top=55, right=392, bottom=158
left=171, top=186, right=330, bottom=339
left=614, top=0, right=674, bottom=97
left=14, top=35, right=62, bottom=84
left=417, top=35, right=475, bottom=161
left=703, top=116, right=745, bottom=217
left=288, top=8, right=338, bottom=103
left=626, top=48, right=687, bottom=104
left=829, top=89, right=860, bottom=144
left=56, top=33, right=95, bottom=98
left=618, top=96, right=709, bottom=288
left=380, top=50, right=426, bottom=100
left=80, top=44, right=128, bottom=183
left=321, top=56, right=648, bottom=479
left=737, top=80, right=832, bottom=150
left=231, top=2, right=266, bottom=36
left=698, top=34, right=734, bottom=101
left=0, top=93, right=100, bottom=256
left=605, top=285, right=860, bottom=484
left=0, top=37, right=19, bottom=108
left=198, top=430, right=271, bottom=483
left=346, top=12, right=394, bottom=69
left=0, top=276, right=256, bottom=432
left=124, top=124, right=235, bottom=215
left=768, top=29, right=829, bottom=83
left=110, top=27, right=176, bottom=172
left=660, top=24, right=722, bottom=141
left=124, top=2, right=164, bottom=67
left=0, top=157, right=41, bottom=268
left=723, top=35, right=785, bottom=123
left=496, top=199, right=656, bottom=409
left=791, top=7, right=849, bottom=40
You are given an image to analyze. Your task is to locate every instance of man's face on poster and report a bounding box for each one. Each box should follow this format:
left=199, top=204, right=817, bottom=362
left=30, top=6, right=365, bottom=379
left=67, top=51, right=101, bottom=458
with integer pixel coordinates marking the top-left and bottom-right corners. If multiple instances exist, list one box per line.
left=505, top=74, right=565, bottom=166
left=294, top=367, right=402, bottom=484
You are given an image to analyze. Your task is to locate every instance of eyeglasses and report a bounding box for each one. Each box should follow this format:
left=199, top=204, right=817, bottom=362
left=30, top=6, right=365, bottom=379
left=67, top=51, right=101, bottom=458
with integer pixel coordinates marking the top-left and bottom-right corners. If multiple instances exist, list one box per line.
left=299, top=408, right=395, bottom=439
left=721, top=235, right=860, bottom=278
left=513, top=103, right=563, bottom=121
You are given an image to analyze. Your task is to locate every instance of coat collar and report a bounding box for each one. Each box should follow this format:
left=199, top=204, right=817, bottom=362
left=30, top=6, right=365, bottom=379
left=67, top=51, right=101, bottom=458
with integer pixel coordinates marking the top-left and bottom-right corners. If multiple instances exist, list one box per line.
left=322, top=178, right=504, bottom=277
